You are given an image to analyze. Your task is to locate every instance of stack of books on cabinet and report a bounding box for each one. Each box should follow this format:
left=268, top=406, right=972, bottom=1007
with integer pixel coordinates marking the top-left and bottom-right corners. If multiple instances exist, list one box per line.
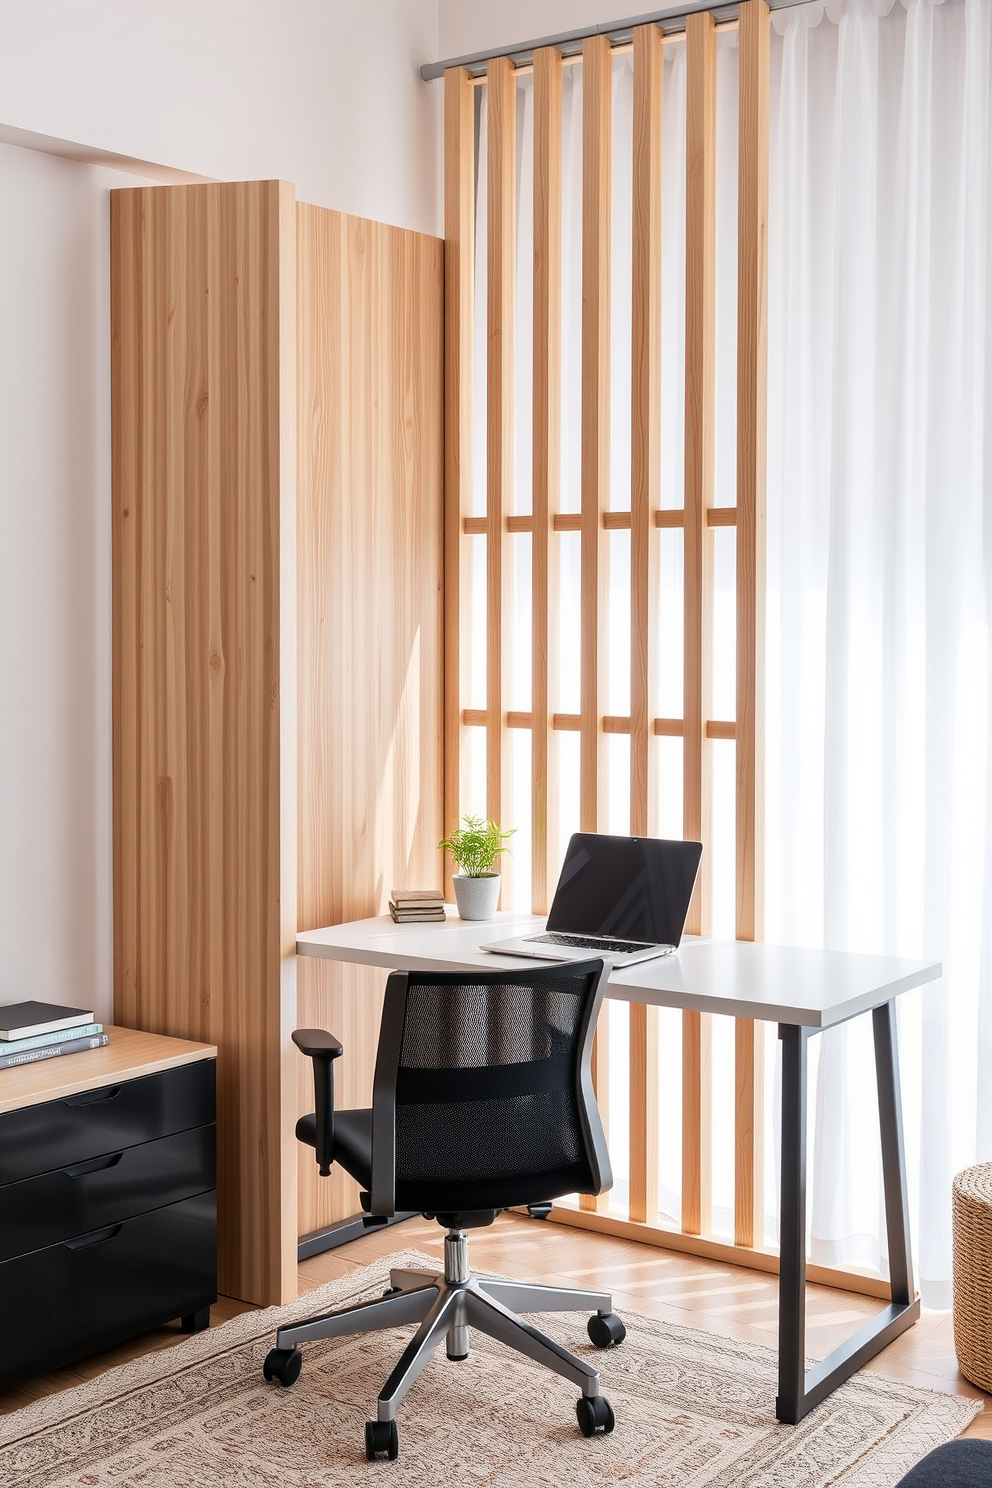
left=0, top=1001, right=107, bottom=1071
left=388, top=889, right=446, bottom=924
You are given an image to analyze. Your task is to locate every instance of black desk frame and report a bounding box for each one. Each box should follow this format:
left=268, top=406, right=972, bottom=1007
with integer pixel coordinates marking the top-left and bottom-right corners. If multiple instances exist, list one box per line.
left=777, top=999, right=919, bottom=1423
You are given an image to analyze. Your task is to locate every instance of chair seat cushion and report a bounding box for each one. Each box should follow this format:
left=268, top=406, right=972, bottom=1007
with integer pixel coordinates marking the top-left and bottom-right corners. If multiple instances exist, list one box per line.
left=296, top=1108, right=373, bottom=1190
left=296, top=1107, right=590, bottom=1213
left=334, top=1109, right=373, bottom=1187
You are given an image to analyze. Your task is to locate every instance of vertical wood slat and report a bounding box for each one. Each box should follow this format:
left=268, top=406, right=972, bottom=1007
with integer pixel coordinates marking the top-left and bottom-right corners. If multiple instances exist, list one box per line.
left=629, top=21, right=664, bottom=1227
left=580, top=35, right=613, bottom=1211
left=734, top=0, right=770, bottom=1248
left=630, top=1003, right=660, bottom=1223
left=487, top=56, right=515, bottom=900
left=443, top=67, right=475, bottom=880
left=735, top=1016, right=764, bottom=1245
left=683, top=10, right=717, bottom=934
left=532, top=47, right=563, bottom=916
left=681, top=11, right=717, bottom=1238
left=683, top=1009, right=713, bottom=1235
left=736, top=0, right=769, bottom=944
left=580, top=34, right=612, bottom=838
left=630, top=22, right=664, bottom=841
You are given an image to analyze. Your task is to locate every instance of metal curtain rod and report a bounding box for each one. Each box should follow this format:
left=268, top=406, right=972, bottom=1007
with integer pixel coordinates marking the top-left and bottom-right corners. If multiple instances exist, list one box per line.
left=420, top=0, right=810, bottom=81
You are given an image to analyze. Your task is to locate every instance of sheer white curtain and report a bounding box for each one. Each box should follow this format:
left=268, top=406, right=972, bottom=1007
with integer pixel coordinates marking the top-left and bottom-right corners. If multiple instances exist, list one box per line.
left=766, top=0, right=992, bottom=1305
left=476, top=0, right=991, bottom=1297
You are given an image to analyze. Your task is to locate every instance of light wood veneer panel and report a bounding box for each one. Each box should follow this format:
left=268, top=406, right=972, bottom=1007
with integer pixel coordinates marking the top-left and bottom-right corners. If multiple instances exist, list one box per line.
left=295, top=204, right=443, bottom=1240
left=111, top=180, right=297, bottom=1308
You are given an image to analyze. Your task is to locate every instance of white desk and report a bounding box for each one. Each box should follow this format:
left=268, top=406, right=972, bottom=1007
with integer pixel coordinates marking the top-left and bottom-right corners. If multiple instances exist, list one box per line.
left=296, top=912, right=941, bottom=1425
left=297, top=911, right=939, bottom=1029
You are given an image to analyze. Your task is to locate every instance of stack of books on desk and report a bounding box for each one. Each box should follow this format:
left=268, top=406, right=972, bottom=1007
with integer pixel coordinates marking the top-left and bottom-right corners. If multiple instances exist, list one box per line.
left=0, top=1002, right=108, bottom=1071
left=389, top=889, right=446, bottom=924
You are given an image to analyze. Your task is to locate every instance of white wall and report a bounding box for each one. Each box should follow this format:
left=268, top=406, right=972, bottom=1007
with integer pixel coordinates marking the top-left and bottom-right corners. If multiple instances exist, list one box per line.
left=0, top=145, right=165, bottom=1021
left=438, top=0, right=646, bottom=61
left=0, top=3, right=441, bottom=1024
left=0, top=0, right=441, bottom=235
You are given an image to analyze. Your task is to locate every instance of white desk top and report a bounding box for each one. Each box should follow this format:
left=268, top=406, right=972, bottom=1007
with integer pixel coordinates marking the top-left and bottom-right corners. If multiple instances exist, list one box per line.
left=296, top=912, right=941, bottom=1029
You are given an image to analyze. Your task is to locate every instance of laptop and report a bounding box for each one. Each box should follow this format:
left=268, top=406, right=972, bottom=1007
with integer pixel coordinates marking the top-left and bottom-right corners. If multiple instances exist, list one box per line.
left=483, top=833, right=702, bottom=967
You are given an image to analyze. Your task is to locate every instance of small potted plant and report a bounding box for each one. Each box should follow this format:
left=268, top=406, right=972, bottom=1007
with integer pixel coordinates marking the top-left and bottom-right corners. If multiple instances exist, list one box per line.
left=438, top=815, right=515, bottom=921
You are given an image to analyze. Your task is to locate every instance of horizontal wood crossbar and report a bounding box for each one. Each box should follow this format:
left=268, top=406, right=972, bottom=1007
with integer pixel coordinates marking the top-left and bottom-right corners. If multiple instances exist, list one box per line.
left=461, top=710, right=736, bottom=739
left=462, top=507, right=736, bottom=534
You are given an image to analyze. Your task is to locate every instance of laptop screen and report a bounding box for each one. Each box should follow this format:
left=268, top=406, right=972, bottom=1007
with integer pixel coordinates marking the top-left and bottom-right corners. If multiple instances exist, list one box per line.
left=546, top=834, right=702, bottom=944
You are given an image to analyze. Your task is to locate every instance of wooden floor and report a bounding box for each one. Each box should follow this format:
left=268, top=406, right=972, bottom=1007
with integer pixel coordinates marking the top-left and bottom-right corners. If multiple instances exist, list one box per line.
left=3, top=1213, right=988, bottom=1438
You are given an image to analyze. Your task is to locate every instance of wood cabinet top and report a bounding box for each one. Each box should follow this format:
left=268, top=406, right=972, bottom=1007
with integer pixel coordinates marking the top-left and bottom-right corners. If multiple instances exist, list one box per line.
left=0, top=1025, right=216, bottom=1115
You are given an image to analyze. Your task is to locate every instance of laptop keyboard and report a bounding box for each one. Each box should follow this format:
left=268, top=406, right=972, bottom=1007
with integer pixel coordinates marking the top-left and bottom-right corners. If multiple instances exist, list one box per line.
left=533, top=932, right=656, bottom=954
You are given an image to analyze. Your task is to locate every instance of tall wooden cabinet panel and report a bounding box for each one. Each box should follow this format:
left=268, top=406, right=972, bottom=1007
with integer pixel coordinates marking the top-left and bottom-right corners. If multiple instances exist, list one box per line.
left=295, top=206, right=444, bottom=1239
left=112, top=183, right=444, bottom=1294
left=111, top=181, right=298, bottom=1306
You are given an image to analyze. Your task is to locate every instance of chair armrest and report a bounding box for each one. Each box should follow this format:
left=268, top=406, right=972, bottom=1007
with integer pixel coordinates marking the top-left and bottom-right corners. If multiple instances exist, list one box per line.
left=292, top=1028, right=343, bottom=1177
left=292, top=1029, right=344, bottom=1060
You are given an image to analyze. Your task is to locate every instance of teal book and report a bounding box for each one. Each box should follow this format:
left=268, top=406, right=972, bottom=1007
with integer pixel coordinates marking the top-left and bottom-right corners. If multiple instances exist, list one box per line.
left=0, top=1033, right=108, bottom=1071
left=0, top=1023, right=102, bottom=1058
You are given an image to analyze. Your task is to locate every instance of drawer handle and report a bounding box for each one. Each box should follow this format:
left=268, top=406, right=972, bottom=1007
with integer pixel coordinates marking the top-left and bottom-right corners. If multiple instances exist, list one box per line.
left=63, top=1085, right=122, bottom=1107
left=63, top=1223, right=123, bottom=1251
left=63, top=1152, right=124, bottom=1178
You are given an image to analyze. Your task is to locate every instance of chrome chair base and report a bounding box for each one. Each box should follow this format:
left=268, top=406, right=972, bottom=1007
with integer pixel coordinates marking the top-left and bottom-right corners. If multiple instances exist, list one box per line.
left=273, top=1230, right=616, bottom=1425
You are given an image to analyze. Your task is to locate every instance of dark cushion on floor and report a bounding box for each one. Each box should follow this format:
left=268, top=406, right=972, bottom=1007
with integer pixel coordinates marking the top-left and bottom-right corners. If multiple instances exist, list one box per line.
left=898, top=1440, right=992, bottom=1486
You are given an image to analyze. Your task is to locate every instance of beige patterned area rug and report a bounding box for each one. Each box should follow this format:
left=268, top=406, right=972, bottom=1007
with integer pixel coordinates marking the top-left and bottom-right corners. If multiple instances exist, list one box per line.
left=0, top=1249, right=981, bottom=1487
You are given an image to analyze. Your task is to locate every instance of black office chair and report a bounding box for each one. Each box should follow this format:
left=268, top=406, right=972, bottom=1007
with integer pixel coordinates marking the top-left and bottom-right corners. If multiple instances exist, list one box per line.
left=263, top=959, right=626, bottom=1461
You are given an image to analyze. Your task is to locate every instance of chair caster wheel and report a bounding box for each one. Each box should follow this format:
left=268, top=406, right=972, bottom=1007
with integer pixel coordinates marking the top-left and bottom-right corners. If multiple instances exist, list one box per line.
left=383, top=1286, right=402, bottom=1296
left=365, top=1419, right=399, bottom=1461
left=587, top=1312, right=626, bottom=1348
left=576, top=1394, right=615, bottom=1437
left=263, top=1347, right=302, bottom=1387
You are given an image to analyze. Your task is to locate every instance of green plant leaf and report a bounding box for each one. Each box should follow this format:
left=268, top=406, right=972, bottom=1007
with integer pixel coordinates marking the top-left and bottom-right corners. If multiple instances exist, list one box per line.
left=437, top=814, right=516, bottom=877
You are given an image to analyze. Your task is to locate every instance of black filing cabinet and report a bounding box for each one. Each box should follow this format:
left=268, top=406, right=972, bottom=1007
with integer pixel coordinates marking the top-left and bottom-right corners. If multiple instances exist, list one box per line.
left=0, top=1057, right=216, bottom=1389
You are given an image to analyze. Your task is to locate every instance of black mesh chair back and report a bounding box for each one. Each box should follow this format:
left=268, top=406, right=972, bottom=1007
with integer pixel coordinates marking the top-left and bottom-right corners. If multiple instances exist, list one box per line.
left=369, top=959, right=612, bottom=1220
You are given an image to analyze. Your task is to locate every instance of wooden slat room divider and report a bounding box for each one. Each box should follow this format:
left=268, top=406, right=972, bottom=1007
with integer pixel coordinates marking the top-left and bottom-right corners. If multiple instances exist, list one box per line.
left=441, top=2, right=888, bottom=1297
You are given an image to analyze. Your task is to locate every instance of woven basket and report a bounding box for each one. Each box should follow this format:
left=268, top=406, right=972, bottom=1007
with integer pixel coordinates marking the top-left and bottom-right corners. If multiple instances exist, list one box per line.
left=952, top=1163, right=992, bottom=1391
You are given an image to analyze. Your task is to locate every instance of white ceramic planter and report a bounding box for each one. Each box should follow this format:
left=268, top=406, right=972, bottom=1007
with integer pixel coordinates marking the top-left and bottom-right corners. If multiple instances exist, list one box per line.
left=452, top=873, right=501, bottom=921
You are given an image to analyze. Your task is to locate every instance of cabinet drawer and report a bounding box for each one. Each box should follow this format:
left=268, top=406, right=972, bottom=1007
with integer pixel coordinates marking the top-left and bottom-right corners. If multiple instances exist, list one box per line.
left=0, top=1060, right=215, bottom=1184
left=0, top=1125, right=215, bottom=1261
left=0, top=1191, right=217, bottom=1389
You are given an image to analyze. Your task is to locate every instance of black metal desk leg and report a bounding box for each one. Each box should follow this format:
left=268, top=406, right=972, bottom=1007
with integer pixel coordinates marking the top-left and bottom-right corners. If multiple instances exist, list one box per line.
left=873, top=999, right=914, bottom=1306
left=776, top=1005, right=921, bottom=1425
left=777, top=1023, right=810, bottom=1424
